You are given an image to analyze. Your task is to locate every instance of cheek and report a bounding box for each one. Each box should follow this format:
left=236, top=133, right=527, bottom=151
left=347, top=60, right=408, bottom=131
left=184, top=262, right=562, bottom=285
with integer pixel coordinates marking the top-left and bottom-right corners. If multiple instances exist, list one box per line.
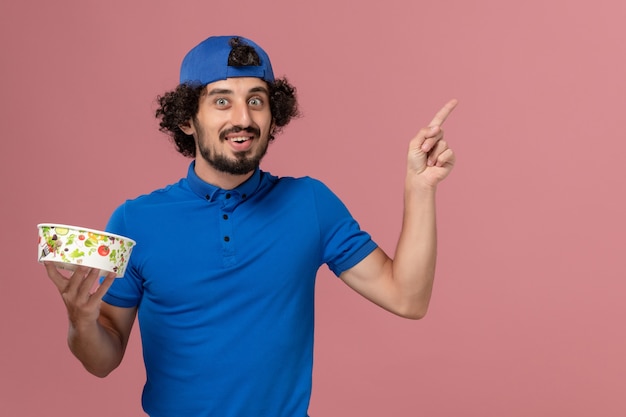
left=196, top=110, right=226, bottom=133
left=256, top=113, right=273, bottom=134
left=197, top=121, right=222, bottom=141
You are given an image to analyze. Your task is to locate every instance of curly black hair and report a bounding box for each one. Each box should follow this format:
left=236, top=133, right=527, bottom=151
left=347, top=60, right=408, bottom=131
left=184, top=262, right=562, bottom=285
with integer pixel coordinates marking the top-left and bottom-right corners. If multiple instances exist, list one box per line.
left=155, top=37, right=300, bottom=158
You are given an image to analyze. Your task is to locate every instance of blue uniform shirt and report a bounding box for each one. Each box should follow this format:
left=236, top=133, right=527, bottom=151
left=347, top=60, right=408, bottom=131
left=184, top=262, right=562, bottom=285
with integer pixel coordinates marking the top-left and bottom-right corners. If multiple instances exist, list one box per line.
left=103, top=162, right=377, bottom=417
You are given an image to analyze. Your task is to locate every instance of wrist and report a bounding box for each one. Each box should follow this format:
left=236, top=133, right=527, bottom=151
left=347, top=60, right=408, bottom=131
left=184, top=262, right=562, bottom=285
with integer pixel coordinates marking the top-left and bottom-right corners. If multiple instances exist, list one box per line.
left=405, top=173, right=438, bottom=196
left=69, top=315, right=100, bottom=336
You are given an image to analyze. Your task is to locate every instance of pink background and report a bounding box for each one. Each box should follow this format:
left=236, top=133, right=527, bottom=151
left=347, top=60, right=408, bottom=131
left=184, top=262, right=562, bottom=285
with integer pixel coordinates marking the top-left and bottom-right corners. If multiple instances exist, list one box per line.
left=1, top=0, right=625, bottom=415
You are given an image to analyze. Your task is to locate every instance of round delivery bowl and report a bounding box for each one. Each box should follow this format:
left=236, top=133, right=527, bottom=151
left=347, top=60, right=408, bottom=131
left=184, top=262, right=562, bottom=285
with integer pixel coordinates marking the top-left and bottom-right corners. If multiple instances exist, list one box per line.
left=37, top=223, right=135, bottom=278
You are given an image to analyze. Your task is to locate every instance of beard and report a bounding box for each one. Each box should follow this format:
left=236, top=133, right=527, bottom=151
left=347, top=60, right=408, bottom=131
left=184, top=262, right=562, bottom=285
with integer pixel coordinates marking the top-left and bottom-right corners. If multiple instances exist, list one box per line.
left=196, top=124, right=269, bottom=176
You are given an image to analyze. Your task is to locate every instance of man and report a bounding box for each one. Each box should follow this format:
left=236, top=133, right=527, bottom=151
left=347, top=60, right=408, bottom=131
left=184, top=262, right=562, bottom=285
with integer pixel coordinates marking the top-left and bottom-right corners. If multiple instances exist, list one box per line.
left=45, top=35, right=457, bottom=416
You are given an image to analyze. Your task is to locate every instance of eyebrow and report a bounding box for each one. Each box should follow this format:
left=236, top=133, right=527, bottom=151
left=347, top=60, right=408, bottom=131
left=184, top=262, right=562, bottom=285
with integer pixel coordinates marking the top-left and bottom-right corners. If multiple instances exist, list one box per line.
left=206, top=86, right=270, bottom=96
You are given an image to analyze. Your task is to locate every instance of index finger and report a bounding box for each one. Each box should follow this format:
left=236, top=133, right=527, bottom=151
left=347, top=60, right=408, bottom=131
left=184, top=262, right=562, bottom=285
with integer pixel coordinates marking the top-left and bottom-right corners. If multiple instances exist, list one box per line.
left=44, top=261, right=75, bottom=291
left=429, top=99, right=458, bottom=127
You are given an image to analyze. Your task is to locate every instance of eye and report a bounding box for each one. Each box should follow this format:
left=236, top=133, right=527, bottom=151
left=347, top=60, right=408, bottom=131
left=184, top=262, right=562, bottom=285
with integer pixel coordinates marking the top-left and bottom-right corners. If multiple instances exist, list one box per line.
left=248, top=97, right=263, bottom=106
left=215, top=98, right=229, bottom=106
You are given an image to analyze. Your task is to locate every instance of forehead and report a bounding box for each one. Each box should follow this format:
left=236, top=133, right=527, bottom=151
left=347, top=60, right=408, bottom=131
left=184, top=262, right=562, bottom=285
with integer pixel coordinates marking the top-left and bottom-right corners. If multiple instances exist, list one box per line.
left=204, top=77, right=269, bottom=94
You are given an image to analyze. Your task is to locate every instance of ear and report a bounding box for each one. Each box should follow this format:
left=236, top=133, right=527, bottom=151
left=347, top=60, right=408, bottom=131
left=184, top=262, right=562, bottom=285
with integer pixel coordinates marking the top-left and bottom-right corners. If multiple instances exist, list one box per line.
left=179, top=119, right=195, bottom=136
left=268, top=119, right=278, bottom=141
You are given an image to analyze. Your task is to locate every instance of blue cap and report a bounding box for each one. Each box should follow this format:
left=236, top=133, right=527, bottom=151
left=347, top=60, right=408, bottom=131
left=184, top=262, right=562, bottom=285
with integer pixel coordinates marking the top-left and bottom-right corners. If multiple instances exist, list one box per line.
left=179, top=35, right=275, bottom=86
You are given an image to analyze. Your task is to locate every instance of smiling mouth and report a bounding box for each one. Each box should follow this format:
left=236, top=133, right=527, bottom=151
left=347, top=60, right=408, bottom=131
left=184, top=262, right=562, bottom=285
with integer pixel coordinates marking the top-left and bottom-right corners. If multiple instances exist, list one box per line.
left=220, top=126, right=261, bottom=142
left=230, top=136, right=251, bottom=143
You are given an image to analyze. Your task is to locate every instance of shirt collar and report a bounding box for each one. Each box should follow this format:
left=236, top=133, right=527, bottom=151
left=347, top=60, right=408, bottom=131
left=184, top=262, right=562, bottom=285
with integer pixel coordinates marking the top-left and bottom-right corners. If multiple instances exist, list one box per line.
left=186, top=161, right=262, bottom=202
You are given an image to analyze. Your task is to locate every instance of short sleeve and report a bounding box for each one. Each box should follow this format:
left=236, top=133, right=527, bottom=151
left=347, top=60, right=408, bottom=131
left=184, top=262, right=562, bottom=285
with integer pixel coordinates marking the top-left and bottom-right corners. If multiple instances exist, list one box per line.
left=102, top=203, right=143, bottom=308
left=310, top=179, right=378, bottom=276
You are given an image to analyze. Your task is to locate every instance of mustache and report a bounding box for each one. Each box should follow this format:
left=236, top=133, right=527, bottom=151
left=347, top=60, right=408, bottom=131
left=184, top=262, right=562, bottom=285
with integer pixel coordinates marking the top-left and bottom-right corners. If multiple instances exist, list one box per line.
left=219, top=126, right=261, bottom=141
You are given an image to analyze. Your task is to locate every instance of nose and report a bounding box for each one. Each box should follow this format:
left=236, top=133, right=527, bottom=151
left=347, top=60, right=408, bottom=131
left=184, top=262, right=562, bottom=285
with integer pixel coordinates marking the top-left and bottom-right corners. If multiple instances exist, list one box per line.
left=231, top=101, right=252, bottom=127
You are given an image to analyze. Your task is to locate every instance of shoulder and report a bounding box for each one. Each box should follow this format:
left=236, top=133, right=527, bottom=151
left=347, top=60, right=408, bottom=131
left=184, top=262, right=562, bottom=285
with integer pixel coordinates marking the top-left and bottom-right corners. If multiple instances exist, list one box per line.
left=259, top=173, right=342, bottom=207
left=116, top=178, right=193, bottom=212
left=106, top=179, right=192, bottom=232
left=130, top=178, right=190, bottom=205
left=263, top=172, right=333, bottom=195
left=261, top=173, right=349, bottom=218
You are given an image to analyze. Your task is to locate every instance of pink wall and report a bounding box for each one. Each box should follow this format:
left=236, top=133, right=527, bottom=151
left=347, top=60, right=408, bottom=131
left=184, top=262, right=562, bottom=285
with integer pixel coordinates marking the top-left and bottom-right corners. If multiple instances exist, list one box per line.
left=2, top=0, right=625, bottom=415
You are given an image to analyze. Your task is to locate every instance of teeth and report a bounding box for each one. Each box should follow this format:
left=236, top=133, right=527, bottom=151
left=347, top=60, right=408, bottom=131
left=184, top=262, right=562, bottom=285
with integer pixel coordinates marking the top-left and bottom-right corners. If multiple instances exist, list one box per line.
left=231, top=137, right=249, bottom=143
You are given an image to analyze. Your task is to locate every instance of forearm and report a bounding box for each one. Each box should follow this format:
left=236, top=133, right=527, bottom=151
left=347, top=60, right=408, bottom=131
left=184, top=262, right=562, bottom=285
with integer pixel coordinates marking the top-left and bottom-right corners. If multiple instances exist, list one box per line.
left=67, top=318, right=125, bottom=378
left=390, top=174, right=439, bottom=318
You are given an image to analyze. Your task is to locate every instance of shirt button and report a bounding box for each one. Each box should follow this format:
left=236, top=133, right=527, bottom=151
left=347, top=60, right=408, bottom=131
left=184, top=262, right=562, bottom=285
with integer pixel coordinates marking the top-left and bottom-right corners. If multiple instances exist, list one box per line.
left=242, top=194, right=247, bottom=199
left=223, top=214, right=229, bottom=220
left=205, top=194, right=210, bottom=200
left=223, top=236, right=230, bottom=242
left=225, top=193, right=231, bottom=199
